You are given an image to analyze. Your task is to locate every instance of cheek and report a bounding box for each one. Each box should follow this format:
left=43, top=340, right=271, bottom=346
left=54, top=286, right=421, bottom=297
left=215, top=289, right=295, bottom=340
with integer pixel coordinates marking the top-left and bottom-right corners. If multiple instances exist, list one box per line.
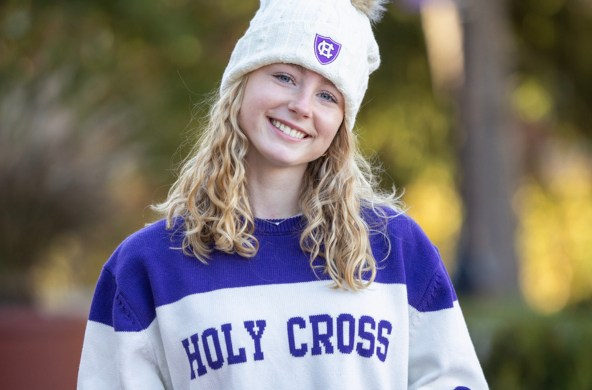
left=239, top=93, right=275, bottom=128
left=236, top=108, right=248, bottom=137
left=318, top=113, right=343, bottom=142
left=237, top=99, right=259, bottom=135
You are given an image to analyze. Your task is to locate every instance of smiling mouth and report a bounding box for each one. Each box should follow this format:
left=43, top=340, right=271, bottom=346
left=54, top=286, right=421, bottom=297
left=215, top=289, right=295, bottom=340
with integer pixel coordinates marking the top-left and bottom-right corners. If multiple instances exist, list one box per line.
left=270, top=118, right=308, bottom=139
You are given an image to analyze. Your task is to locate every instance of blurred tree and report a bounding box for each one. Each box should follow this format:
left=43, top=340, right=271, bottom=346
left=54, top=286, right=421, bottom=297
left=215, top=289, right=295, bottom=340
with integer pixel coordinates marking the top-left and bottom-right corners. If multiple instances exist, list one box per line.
left=454, top=0, right=520, bottom=296
left=0, top=70, right=138, bottom=304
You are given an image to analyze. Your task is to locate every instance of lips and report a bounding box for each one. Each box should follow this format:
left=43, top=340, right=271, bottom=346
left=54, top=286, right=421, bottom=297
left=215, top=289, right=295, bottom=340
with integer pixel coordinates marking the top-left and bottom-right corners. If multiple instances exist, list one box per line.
left=270, top=118, right=308, bottom=139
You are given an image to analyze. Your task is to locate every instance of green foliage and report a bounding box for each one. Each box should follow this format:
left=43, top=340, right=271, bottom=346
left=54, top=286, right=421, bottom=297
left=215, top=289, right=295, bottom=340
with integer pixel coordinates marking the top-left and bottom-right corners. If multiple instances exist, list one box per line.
left=510, top=0, right=592, bottom=140
left=1, top=0, right=261, bottom=182
left=465, top=302, right=592, bottom=390
left=486, top=320, right=592, bottom=389
left=359, top=5, right=456, bottom=191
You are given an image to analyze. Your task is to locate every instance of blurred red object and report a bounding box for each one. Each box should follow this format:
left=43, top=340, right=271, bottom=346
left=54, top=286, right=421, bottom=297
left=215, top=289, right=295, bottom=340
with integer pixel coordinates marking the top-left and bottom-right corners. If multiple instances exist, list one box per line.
left=0, top=307, right=86, bottom=389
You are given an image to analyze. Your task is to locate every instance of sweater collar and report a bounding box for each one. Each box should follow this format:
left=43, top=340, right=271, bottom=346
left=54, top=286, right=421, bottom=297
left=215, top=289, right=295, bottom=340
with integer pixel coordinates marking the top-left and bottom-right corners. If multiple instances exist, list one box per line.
left=253, top=214, right=305, bottom=234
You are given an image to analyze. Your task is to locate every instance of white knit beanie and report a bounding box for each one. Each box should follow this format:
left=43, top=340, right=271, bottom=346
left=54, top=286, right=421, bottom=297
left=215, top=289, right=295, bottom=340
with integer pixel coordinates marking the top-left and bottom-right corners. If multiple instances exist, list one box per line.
left=220, top=0, right=388, bottom=131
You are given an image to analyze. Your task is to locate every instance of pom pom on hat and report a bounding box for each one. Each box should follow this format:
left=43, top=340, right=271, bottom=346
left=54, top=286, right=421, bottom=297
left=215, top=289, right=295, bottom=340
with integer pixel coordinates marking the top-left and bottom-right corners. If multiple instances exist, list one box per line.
left=221, top=0, right=387, bottom=131
left=351, top=0, right=390, bottom=22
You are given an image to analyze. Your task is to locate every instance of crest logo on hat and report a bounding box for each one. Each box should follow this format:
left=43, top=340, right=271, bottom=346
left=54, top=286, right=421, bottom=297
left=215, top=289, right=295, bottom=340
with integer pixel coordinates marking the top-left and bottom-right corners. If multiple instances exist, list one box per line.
left=314, top=34, right=341, bottom=65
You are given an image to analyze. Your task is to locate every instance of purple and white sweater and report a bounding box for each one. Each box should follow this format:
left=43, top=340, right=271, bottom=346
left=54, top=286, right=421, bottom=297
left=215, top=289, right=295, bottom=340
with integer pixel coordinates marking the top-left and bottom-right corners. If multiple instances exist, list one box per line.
left=78, top=211, right=488, bottom=389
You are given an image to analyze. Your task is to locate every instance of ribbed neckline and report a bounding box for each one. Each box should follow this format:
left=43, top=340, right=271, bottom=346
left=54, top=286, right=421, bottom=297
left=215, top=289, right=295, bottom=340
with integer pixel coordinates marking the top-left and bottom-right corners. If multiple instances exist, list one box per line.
left=253, top=214, right=305, bottom=234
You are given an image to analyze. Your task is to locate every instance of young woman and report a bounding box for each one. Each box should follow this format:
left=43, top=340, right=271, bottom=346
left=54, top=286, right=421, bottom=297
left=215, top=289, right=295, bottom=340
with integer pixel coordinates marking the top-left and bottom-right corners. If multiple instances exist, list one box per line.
left=78, top=0, right=488, bottom=389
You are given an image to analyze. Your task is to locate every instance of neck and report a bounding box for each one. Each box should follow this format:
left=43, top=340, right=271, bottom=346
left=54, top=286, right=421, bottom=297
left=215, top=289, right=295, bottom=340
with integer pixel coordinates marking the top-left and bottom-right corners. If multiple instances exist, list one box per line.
left=246, top=163, right=305, bottom=219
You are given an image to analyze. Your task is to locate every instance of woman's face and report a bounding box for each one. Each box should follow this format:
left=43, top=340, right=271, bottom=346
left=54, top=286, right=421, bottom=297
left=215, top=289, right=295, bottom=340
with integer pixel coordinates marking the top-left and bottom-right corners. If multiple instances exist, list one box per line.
left=238, top=63, right=345, bottom=170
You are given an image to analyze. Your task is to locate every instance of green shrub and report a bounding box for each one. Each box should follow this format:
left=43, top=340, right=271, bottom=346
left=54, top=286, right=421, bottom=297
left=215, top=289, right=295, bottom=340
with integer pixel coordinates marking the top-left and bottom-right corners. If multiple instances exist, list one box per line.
left=466, top=303, right=592, bottom=390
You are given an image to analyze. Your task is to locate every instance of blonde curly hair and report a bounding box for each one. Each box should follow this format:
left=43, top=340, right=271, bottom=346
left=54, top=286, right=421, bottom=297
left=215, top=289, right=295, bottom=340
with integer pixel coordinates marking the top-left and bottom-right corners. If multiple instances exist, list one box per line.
left=153, top=71, right=403, bottom=291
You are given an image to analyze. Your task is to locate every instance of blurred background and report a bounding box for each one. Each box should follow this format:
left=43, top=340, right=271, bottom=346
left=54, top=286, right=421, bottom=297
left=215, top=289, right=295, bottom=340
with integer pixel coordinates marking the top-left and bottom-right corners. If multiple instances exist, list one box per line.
left=1, top=0, right=591, bottom=388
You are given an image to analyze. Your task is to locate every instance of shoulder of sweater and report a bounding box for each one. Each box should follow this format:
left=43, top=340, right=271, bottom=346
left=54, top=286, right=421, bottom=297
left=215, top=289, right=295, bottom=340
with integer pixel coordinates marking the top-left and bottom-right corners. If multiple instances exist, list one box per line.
left=103, top=217, right=185, bottom=276
left=364, top=206, right=456, bottom=311
left=362, top=205, right=426, bottom=242
left=95, top=218, right=189, bottom=330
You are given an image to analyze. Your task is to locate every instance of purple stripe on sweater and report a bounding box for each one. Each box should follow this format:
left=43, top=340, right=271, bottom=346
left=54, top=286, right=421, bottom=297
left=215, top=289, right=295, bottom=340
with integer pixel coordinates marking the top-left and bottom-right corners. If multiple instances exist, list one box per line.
left=89, top=211, right=457, bottom=331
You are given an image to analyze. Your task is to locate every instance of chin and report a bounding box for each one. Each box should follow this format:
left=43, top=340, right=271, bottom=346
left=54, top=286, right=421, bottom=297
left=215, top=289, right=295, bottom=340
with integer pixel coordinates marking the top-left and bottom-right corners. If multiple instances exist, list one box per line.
left=261, top=152, right=306, bottom=167
left=268, top=157, right=303, bottom=167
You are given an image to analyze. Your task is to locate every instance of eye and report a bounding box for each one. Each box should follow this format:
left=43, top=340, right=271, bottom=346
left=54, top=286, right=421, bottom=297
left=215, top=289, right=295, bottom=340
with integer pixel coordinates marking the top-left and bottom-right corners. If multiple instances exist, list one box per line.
left=319, top=91, right=338, bottom=104
left=274, top=73, right=294, bottom=84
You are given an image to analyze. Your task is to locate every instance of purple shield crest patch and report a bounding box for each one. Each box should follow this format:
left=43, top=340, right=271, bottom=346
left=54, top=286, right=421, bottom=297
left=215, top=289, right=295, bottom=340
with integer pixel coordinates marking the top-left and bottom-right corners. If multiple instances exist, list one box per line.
left=314, top=34, right=341, bottom=65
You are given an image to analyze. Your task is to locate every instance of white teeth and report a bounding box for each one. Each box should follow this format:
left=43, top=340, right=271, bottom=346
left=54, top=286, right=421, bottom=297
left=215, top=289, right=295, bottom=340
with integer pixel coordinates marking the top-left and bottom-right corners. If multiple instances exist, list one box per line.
left=271, top=119, right=306, bottom=139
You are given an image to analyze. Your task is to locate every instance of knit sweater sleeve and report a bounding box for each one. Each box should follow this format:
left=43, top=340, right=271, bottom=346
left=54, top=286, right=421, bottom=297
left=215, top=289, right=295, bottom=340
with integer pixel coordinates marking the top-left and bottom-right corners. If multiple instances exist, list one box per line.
left=77, top=239, right=170, bottom=390
left=407, top=248, right=488, bottom=390
left=377, top=212, right=488, bottom=390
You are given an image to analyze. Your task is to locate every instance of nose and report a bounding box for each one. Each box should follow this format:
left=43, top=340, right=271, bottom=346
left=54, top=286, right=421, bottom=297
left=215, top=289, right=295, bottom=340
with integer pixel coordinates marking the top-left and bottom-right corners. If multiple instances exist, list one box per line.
left=287, top=88, right=313, bottom=118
